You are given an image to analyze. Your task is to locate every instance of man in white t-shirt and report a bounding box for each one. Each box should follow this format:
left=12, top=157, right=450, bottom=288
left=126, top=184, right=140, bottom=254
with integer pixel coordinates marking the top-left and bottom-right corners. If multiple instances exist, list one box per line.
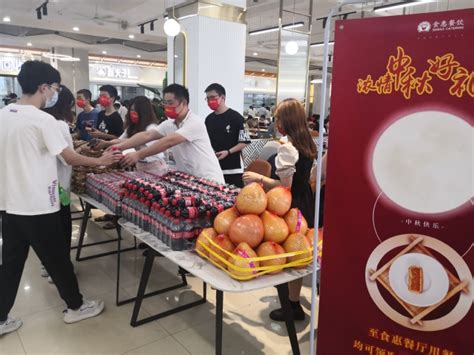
left=0, top=61, right=120, bottom=336
left=113, top=84, right=225, bottom=184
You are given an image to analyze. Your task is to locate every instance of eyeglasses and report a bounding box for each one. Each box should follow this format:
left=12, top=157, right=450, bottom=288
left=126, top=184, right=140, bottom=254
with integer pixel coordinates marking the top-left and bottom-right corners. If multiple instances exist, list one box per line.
left=162, top=99, right=180, bottom=106
left=47, top=84, right=62, bottom=93
left=205, top=95, right=220, bottom=101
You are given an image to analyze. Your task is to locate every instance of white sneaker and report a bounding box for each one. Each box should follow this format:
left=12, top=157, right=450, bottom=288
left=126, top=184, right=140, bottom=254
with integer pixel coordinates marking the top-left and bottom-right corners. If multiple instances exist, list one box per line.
left=40, top=266, right=49, bottom=278
left=0, top=316, right=23, bottom=336
left=63, top=299, right=104, bottom=324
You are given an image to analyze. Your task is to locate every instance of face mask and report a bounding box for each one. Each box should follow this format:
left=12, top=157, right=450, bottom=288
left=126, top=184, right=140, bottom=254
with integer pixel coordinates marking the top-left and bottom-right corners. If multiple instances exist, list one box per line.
left=165, top=104, right=181, bottom=119
left=76, top=99, right=86, bottom=108
left=207, top=98, right=220, bottom=111
left=44, top=90, right=58, bottom=108
left=129, top=111, right=139, bottom=124
left=98, top=95, right=111, bottom=107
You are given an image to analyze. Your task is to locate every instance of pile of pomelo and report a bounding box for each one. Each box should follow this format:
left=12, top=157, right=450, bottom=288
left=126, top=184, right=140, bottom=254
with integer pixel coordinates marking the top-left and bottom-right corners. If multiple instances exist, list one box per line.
left=195, top=183, right=315, bottom=279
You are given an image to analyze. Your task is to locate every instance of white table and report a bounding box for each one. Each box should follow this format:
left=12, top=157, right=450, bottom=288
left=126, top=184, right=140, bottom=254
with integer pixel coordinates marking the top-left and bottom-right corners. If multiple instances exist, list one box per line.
left=119, top=219, right=314, bottom=355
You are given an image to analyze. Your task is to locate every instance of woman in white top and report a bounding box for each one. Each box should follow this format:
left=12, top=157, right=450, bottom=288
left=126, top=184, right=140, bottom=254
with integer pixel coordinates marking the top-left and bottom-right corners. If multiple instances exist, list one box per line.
left=96, top=96, right=165, bottom=169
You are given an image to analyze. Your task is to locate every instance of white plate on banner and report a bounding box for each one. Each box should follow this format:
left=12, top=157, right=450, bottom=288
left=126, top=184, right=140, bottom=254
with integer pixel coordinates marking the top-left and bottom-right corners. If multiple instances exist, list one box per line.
left=371, top=111, right=471, bottom=214
left=389, top=253, right=449, bottom=307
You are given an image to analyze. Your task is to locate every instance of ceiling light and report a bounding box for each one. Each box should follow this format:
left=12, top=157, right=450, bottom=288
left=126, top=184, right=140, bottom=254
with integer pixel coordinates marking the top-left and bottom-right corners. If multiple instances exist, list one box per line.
left=3, top=16, right=11, bottom=22
left=163, top=18, right=181, bottom=37
left=73, top=26, right=79, bottom=31
left=285, top=41, right=299, bottom=55
left=310, top=41, right=334, bottom=48
left=136, top=54, right=141, bottom=58
left=102, top=51, right=107, bottom=55
left=129, top=34, right=135, bottom=39
left=27, top=42, right=32, bottom=47
left=249, top=21, right=304, bottom=36
left=374, top=0, right=433, bottom=13
left=253, top=52, right=258, bottom=56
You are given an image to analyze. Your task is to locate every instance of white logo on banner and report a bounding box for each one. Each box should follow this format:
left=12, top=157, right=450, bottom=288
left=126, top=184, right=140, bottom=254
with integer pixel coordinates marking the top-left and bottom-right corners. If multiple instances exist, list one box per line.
left=417, top=21, right=431, bottom=33
left=417, top=19, right=465, bottom=33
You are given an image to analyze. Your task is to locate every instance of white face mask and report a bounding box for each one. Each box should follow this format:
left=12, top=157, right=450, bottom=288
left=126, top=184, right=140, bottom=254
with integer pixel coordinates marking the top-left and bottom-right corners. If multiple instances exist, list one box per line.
left=44, top=90, right=59, bottom=108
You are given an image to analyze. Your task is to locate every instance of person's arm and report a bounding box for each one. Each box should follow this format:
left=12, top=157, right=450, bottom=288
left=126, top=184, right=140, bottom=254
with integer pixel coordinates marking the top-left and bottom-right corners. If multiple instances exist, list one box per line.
left=310, top=151, right=328, bottom=185
left=244, top=143, right=298, bottom=190
left=94, top=138, right=121, bottom=150
left=242, top=171, right=292, bottom=191
left=216, top=116, right=251, bottom=160
left=120, top=133, right=186, bottom=167
left=87, top=127, right=118, bottom=140
left=60, top=147, right=122, bottom=167
left=216, top=142, right=248, bottom=160
left=112, top=129, right=162, bottom=151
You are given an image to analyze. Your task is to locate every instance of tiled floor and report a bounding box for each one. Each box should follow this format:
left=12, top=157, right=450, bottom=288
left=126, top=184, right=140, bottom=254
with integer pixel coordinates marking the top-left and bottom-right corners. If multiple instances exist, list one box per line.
left=2, top=199, right=319, bottom=354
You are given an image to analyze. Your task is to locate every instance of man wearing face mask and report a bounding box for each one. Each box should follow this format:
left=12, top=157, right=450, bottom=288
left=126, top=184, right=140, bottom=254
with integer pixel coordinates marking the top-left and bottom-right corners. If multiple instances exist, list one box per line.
left=204, top=83, right=250, bottom=187
left=87, top=85, right=124, bottom=140
left=112, top=84, right=224, bottom=184
left=75, top=89, right=99, bottom=141
left=0, top=61, right=122, bottom=336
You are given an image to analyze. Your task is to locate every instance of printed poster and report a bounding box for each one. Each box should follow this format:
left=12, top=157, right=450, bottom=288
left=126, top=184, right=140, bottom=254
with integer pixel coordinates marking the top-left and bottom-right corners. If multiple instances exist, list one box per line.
left=317, top=9, right=473, bottom=355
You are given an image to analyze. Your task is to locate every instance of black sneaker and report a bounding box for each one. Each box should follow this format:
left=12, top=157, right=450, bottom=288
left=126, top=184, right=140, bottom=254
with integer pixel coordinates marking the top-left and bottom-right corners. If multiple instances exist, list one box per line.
left=269, top=303, right=305, bottom=322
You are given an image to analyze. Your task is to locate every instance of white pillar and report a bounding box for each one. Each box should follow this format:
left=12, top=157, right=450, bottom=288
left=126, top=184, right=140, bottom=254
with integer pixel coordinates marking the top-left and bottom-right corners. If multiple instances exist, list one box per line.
left=167, top=0, right=246, bottom=119
left=53, top=48, right=90, bottom=94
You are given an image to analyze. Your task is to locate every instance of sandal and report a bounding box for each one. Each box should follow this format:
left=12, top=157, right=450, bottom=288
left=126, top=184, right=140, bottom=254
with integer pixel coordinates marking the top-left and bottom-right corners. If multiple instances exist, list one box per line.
left=94, top=214, right=114, bottom=222
left=102, top=222, right=116, bottom=230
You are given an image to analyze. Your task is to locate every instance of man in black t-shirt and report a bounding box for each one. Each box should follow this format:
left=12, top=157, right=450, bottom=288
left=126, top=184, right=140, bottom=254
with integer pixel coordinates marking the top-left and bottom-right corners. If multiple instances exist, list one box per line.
left=204, top=83, right=251, bottom=187
left=88, top=84, right=124, bottom=140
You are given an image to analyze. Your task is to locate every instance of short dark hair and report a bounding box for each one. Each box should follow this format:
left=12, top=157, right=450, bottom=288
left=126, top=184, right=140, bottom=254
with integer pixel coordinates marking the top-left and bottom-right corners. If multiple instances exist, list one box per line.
left=77, top=89, right=92, bottom=101
left=42, top=85, right=75, bottom=123
left=163, top=84, right=190, bottom=104
left=205, top=83, right=226, bottom=97
left=17, top=60, right=61, bottom=95
left=99, top=84, right=118, bottom=100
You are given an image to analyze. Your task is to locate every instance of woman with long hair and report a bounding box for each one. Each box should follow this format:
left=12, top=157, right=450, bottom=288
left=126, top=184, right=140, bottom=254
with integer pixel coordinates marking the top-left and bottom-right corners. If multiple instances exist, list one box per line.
left=242, top=98, right=317, bottom=321
left=41, top=85, right=120, bottom=280
left=96, top=96, right=162, bottom=165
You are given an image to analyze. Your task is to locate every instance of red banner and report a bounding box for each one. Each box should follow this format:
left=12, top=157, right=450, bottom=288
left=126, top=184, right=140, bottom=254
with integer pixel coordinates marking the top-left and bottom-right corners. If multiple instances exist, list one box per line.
left=317, top=9, right=473, bottom=355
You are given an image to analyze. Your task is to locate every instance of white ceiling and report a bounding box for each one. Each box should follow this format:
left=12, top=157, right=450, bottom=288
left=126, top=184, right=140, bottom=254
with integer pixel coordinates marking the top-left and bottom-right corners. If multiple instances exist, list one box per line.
left=0, top=0, right=472, bottom=73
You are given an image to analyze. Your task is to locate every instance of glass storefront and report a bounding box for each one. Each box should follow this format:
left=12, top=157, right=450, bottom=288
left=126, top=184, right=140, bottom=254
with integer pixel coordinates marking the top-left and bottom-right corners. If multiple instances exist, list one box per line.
left=0, top=75, right=21, bottom=108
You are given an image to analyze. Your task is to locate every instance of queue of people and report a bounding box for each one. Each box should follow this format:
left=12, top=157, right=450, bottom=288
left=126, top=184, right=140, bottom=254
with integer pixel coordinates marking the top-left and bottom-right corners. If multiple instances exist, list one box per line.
left=0, top=60, right=327, bottom=337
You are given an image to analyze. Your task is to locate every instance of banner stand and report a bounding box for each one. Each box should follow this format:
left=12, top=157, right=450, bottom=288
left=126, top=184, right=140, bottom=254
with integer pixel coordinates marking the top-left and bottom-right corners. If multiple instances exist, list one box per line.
left=309, top=6, right=335, bottom=355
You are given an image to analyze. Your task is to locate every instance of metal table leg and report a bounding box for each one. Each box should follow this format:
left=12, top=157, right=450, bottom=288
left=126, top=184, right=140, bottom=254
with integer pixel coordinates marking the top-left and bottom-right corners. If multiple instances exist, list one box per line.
left=74, top=209, right=135, bottom=262
left=128, top=249, right=207, bottom=326
left=215, top=290, right=224, bottom=355
left=276, top=283, right=300, bottom=355
left=75, top=202, right=92, bottom=260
